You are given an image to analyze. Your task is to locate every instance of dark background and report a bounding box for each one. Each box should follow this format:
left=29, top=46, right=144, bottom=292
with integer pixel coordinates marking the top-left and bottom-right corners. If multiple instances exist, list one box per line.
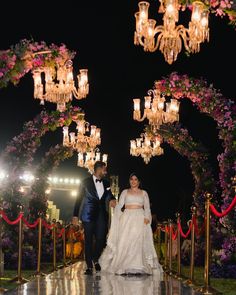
left=0, top=1, right=235, bottom=222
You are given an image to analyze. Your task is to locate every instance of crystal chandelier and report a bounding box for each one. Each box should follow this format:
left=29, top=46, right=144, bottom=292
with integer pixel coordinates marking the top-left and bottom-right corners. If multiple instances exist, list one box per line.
left=33, top=60, right=89, bottom=111
left=133, top=88, right=180, bottom=131
left=134, top=0, right=209, bottom=64
left=78, top=149, right=108, bottom=174
left=62, top=114, right=101, bottom=153
left=130, top=133, right=163, bottom=164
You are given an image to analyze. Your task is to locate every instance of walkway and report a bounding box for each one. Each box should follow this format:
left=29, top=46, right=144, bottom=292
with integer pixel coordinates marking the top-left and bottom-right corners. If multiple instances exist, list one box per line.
left=5, top=262, right=201, bottom=295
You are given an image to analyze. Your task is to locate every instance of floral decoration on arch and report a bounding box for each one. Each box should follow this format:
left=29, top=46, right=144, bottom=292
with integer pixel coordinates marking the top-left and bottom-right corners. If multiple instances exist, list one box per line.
left=147, top=123, right=216, bottom=211
left=0, top=105, right=83, bottom=179
left=182, top=0, right=236, bottom=27
left=0, top=39, right=75, bottom=88
left=155, top=72, right=236, bottom=230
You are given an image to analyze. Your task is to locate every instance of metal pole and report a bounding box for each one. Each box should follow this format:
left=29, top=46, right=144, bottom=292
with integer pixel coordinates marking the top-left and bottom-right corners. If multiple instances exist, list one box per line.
left=63, top=224, right=67, bottom=267
left=176, top=213, right=182, bottom=279
left=185, top=206, right=196, bottom=286
left=168, top=219, right=173, bottom=275
left=164, top=222, right=168, bottom=270
left=198, top=193, right=217, bottom=294
left=53, top=225, right=57, bottom=271
left=11, top=206, right=28, bottom=284
left=36, top=217, right=43, bottom=275
left=157, top=223, right=161, bottom=261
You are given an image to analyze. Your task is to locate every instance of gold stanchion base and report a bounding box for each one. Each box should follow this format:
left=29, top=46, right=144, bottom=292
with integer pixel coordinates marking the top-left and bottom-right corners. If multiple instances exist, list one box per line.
left=10, top=276, right=29, bottom=284
left=196, top=285, right=222, bottom=295
left=172, top=272, right=183, bottom=281
left=183, top=278, right=195, bottom=287
left=33, top=272, right=47, bottom=277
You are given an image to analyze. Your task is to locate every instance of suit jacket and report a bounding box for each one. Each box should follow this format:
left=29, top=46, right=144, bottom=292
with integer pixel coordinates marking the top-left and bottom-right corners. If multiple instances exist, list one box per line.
left=73, top=176, right=115, bottom=223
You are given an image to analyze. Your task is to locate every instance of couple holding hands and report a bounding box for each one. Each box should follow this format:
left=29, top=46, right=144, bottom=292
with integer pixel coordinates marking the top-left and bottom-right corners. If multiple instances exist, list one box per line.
left=73, top=161, right=163, bottom=278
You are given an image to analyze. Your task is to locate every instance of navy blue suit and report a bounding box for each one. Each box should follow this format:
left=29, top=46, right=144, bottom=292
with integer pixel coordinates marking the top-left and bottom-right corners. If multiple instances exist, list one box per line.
left=73, top=176, right=115, bottom=268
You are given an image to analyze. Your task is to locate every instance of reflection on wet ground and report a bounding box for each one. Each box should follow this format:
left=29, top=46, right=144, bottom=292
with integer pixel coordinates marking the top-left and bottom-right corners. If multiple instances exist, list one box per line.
left=5, top=262, right=201, bottom=295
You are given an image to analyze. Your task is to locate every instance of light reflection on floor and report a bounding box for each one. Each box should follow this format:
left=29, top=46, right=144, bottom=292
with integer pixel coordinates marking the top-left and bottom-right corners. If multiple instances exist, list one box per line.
left=5, top=262, right=201, bottom=295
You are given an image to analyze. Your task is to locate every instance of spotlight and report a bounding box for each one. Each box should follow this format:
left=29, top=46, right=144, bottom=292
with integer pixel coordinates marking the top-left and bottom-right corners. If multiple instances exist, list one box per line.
left=71, top=190, right=78, bottom=197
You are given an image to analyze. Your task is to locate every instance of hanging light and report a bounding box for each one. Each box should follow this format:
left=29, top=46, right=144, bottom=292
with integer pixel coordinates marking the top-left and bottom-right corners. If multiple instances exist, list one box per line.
left=133, top=89, right=180, bottom=131
left=134, top=0, right=209, bottom=64
left=33, top=60, right=89, bottom=111
left=62, top=113, right=101, bottom=153
left=77, top=149, right=108, bottom=174
left=130, top=133, right=163, bottom=164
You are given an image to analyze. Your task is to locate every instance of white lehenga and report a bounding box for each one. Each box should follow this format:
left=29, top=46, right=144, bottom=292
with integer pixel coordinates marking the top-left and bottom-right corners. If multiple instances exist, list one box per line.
left=99, top=189, right=163, bottom=278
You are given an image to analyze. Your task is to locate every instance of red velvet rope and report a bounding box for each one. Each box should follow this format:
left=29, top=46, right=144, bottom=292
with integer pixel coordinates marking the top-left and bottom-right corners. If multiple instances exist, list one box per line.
left=172, top=227, right=178, bottom=240
left=210, top=196, right=236, bottom=218
left=22, top=217, right=40, bottom=228
left=160, top=226, right=166, bottom=232
left=57, top=228, right=65, bottom=238
left=0, top=211, right=23, bottom=225
left=177, top=221, right=192, bottom=239
left=42, top=219, right=55, bottom=230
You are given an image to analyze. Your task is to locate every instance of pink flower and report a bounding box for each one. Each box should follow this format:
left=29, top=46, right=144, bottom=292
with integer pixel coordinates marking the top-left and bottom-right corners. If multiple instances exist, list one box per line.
left=210, top=0, right=220, bottom=7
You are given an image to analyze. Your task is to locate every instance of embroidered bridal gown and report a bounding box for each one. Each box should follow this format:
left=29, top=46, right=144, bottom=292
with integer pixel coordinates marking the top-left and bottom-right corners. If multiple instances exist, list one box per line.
left=99, top=189, right=163, bottom=278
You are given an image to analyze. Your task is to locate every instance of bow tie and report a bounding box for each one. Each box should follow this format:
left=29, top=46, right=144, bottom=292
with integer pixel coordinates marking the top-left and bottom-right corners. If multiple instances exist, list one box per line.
left=95, top=178, right=102, bottom=183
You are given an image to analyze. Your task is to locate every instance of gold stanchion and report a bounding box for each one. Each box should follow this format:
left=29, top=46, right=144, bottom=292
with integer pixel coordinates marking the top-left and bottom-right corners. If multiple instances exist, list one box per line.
left=11, top=206, right=28, bottom=284
left=52, top=224, right=57, bottom=271
left=168, top=219, right=173, bottom=275
left=197, top=193, right=220, bottom=294
left=0, top=202, right=10, bottom=292
left=63, top=224, right=67, bottom=267
left=175, top=213, right=182, bottom=280
left=35, top=216, right=46, bottom=276
left=157, top=223, right=161, bottom=262
left=163, top=222, right=168, bottom=270
left=185, top=206, right=196, bottom=286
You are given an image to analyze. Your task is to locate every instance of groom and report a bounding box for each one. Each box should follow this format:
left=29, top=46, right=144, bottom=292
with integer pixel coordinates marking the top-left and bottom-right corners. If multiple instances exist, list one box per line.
left=73, top=161, right=116, bottom=275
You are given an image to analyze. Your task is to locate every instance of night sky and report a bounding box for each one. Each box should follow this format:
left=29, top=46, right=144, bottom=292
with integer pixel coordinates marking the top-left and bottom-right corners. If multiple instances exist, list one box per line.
left=0, top=1, right=235, bottom=222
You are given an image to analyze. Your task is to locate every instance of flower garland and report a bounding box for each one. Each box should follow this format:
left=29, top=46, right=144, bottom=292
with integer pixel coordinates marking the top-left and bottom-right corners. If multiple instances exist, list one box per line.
left=29, top=145, right=73, bottom=220
left=181, top=0, right=236, bottom=27
left=0, top=39, right=75, bottom=88
left=155, top=72, right=236, bottom=231
left=147, top=123, right=216, bottom=212
left=0, top=105, right=83, bottom=181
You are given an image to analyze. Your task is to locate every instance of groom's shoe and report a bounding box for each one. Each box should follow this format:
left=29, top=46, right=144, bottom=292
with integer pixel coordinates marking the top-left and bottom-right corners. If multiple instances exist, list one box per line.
left=84, top=268, right=93, bottom=275
left=94, top=262, right=101, bottom=272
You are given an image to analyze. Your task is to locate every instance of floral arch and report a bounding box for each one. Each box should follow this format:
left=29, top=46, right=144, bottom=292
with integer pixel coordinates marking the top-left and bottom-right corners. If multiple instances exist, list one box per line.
left=0, top=39, right=74, bottom=88
left=154, top=72, right=235, bottom=231
left=147, top=123, right=216, bottom=212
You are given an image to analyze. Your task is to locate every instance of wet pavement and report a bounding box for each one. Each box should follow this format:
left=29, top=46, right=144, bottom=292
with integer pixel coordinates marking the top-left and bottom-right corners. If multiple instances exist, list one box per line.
left=5, top=262, right=201, bottom=295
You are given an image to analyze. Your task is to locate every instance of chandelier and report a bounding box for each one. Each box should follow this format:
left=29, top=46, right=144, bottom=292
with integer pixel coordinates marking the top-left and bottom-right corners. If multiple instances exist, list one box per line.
left=78, top=149, right=108, bottom=173
left=130, top=133, right=163, bottom=164
left=133, top=88, right=180, bottom=131
left=134, top=0, right=209, bottom=64
left=62, top=114, right=101, bottom=153
left=33, top=60, right=89, bottom=111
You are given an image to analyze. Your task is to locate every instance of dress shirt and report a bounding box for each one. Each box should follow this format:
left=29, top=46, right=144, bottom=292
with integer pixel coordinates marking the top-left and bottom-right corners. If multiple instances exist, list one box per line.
left=93, top=175, right=104, bottom=199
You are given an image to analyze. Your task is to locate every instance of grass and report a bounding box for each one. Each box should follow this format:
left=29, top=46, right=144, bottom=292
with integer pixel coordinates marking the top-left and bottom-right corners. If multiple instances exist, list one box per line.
left=0, top=261, right=70, bottom=292
left=171, top=263, right=236, bottom=295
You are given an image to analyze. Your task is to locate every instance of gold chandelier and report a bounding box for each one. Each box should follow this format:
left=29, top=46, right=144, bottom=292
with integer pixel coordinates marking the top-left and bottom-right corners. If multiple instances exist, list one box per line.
left=33, top=60, right=89, bottom=111
left=130, top=133, right=163, bottom=164
left=133, top=88, right=180, bottom=132
left=62, top=114, right=109, bottom=172
left=62, top=114, right=101, bottom=153
left=78, top=149, right=108, bottom=173
left=134, top=0, right=209, bottom=64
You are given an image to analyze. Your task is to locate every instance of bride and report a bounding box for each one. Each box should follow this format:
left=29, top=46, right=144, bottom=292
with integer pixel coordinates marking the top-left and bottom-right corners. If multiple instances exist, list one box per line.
left=99, top=173, right=163, bottom=277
